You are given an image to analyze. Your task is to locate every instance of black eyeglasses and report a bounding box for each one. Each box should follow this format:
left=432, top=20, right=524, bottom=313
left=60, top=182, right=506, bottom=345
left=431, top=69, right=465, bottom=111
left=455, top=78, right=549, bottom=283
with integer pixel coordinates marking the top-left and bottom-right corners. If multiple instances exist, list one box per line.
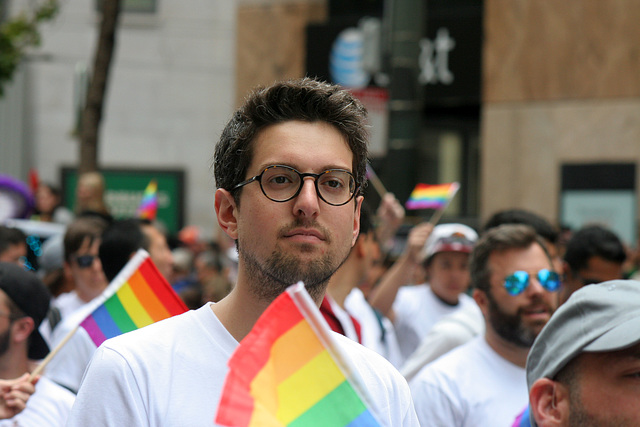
left=73, top=254, right=97, bottom=268
left=232, top=165, right=357, bottom=206
left=504, top=269, right=561, bottom=296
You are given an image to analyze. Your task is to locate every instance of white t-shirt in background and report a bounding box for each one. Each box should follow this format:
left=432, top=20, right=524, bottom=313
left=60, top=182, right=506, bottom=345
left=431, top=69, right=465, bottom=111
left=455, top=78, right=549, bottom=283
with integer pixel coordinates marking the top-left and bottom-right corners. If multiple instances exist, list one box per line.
left=410, top=336, right=528, bottom=427
left=393, top=284, right=477, bottom=360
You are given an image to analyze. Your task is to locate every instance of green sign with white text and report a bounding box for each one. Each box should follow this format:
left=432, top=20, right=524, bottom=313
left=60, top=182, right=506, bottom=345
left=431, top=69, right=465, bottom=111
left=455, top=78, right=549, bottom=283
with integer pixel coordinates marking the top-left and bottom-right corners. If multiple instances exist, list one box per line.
left=61, top=167, right=185, bottom=234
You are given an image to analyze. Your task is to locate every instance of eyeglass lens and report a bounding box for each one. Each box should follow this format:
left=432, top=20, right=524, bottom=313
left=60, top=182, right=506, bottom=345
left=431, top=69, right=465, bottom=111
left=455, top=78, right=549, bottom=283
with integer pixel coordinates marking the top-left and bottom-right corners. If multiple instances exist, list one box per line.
left=260, top=166, right=355, bottom=205
left=504, top=269, right=560, bottom=296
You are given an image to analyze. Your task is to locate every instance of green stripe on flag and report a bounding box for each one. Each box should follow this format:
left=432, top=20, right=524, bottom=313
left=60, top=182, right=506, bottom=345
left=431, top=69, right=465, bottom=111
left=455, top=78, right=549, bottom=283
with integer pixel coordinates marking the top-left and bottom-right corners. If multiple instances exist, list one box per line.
left=288, top=381, right=367, bottom=427
left=104, top=295, right=138, bottom=333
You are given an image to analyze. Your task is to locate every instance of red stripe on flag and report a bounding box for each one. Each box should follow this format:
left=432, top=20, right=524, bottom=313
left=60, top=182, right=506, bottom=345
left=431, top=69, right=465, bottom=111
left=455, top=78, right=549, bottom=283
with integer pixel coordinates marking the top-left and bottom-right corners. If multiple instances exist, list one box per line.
left=138, top=259, right=187, bottom=315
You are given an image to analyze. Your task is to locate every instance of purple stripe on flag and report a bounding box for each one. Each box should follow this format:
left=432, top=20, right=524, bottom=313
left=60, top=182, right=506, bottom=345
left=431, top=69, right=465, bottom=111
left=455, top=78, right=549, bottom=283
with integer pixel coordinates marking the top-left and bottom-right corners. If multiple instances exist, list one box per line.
left=80, top=315, right=107, bottom=347
left=405, top=200, right=447, bottom=210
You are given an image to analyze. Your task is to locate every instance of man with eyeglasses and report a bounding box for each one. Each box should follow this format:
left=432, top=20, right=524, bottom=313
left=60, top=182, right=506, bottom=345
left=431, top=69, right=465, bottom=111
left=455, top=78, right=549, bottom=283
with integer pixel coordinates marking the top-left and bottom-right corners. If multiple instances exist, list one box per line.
left=410, top=224, right=560, bottom=426
left=67, top=78, right=419, bottom=426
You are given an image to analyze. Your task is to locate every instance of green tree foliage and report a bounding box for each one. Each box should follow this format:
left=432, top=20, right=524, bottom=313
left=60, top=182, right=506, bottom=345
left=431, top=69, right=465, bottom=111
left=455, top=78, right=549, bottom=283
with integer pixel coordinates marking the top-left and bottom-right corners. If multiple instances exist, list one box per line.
left=0, top=0, right=59, bottom=96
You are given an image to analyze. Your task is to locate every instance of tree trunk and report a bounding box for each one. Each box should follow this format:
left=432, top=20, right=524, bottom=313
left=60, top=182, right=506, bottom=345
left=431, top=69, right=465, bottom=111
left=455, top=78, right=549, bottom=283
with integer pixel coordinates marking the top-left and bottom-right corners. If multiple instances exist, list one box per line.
left=79, top=0, right=121, bottom=174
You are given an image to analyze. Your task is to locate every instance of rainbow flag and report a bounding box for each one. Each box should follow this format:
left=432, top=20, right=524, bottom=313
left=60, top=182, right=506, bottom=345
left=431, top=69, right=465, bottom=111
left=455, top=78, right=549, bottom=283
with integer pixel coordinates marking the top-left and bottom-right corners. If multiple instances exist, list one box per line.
left=215, top=283, right=381, bottom=427
left=405, top=182, right=459, bottom=210
left=79, top=249, right=187, bottom=347
left=136, top=180, right=158, bottom=220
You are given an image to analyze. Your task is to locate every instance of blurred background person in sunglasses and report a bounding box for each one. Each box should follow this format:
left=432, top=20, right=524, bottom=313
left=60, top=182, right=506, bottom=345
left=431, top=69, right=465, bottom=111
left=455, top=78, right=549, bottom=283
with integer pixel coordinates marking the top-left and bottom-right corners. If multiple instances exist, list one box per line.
left=39, top=217, right=108, bottom=344
left=38, top=216, right=108, bottom=394
left=410, top=224, right=560, bottom=427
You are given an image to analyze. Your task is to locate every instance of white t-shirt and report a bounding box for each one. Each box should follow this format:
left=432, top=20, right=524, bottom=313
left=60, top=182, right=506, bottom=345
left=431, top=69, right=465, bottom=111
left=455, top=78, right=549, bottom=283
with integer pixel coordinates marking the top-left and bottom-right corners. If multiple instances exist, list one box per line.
left=401, top=302, right=484, bottom=381
left=345, top=288, right=404, bottom=368
left=393, top=283, right=477, bottom=359
left=410, top=336, right=528, bottom=427
left=0, top=376, right=75, bottom=427
left=67, top=303, right=420, bottom=427
left=43, top=302, right=99, bottom=394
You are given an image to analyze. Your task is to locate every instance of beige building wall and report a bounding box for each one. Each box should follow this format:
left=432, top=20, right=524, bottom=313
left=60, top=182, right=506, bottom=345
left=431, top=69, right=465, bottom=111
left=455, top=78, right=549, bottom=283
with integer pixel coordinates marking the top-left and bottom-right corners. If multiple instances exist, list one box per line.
left=481, top=0, right=640, bottom=227
left=235, top=0, right=327, bottom=106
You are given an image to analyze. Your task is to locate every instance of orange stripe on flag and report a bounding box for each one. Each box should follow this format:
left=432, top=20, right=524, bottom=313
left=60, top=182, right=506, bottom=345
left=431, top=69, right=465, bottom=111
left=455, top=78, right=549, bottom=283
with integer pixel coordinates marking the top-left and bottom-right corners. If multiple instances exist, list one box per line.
left=128, top=269, right=170, bottom=322
left=248, top=319, right=325, bottom=419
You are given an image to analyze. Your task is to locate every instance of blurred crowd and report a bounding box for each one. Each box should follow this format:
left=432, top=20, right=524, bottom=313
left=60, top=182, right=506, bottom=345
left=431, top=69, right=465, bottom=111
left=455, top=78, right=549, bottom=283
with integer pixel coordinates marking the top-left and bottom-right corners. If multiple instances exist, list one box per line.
left=1, top=167, right=639, bottom=426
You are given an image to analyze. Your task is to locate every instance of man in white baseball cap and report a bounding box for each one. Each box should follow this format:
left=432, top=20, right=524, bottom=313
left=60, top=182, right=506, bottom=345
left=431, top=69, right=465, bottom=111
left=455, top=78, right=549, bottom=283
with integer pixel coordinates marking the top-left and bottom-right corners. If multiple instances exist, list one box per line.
left=370, top=222, right=479, bottom=360
left=526, top=279, right=640, bottom=426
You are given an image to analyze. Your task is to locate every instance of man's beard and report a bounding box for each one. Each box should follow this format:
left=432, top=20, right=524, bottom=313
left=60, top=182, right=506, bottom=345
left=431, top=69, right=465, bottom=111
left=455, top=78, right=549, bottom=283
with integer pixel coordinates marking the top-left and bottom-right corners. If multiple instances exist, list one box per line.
left=485, top=290, right=550, bottom=348
left=237, top=221, right=351, bottom=302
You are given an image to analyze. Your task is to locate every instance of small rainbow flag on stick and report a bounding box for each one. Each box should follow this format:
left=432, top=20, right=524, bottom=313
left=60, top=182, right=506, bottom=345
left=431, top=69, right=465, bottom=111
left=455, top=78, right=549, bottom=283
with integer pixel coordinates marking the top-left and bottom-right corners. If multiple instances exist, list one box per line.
left=30, top=250, right=187, bottom=380
left=215, top=282, right=381, bottom=427
left=136, top=179, right=158, bottom=220
left=79, top=249, right=187, bottom=346
left=405, top=182, right=460, bottom=211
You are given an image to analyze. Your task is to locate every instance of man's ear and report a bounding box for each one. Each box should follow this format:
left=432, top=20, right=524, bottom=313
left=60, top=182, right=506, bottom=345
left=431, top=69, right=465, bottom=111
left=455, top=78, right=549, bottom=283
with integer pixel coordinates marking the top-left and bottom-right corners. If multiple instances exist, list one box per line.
left=12, top=316, right=34, bottom=345
left=215, top=189, right=238, bottom=240
left=529, top=378, right=570, bottom=426
left=352, top=196, right=363, bottom=246
left=472, top=288, right=489, bottom=316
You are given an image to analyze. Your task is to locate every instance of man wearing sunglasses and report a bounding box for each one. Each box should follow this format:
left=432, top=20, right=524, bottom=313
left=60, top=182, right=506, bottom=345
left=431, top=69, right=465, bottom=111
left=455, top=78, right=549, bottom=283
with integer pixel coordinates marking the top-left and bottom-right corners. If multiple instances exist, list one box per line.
left=410, top=224, right=559, bottom=426
left=39, top=216, right=108, bottom=394
left=68, top=78, right=419, bottom=426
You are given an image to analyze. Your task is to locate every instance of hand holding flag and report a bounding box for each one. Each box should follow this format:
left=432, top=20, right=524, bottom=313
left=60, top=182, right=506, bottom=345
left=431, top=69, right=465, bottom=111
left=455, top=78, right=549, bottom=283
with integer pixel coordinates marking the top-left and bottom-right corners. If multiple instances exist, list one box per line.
left=215, top=282, right=381, bottom=427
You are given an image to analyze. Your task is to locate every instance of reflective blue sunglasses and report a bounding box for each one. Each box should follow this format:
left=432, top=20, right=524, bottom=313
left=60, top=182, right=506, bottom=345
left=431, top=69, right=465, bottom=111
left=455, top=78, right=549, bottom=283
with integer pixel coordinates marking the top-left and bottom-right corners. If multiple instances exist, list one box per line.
left=504, top=269, right=561, bottom=296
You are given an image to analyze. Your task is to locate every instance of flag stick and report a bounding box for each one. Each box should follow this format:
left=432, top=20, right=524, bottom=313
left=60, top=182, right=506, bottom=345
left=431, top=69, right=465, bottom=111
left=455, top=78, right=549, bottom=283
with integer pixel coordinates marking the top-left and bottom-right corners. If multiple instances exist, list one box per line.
left=288, top=283, right=380, bottom=420
left=366, top=165, right=388, bottom=198
left=29, top=325, right=79, bottom=381
left=427, top=182, right=460, bottom=226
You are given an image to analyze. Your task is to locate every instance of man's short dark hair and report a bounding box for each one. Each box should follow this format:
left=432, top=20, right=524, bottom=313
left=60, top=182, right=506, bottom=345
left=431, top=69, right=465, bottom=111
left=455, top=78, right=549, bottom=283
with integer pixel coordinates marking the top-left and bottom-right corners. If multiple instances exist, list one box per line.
left=564, top=225, right=626, bottom=273
left=483, top=208, right=559, bottom=244
left=63, top=217, right=108, bottom=263
left=0, top=226, right=26, bottom=255
left=99, top=219, right=151, bottom=281
left=214, top=78, right=369, bottom=204
left=470, top=224, right=550, bottom=292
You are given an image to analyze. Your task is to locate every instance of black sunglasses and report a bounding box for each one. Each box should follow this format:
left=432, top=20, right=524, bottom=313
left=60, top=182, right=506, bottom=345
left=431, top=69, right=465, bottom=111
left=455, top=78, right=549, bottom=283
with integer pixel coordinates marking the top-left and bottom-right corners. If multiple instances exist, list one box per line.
left=74, top=254, right=97, bottom=268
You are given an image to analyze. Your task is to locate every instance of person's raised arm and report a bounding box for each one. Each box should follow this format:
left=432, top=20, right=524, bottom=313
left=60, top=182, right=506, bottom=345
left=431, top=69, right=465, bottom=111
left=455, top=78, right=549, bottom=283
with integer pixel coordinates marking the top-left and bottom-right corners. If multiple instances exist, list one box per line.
left=368, top=222, right=433, bottom=319
left=375, top=193, right=405, bottom=252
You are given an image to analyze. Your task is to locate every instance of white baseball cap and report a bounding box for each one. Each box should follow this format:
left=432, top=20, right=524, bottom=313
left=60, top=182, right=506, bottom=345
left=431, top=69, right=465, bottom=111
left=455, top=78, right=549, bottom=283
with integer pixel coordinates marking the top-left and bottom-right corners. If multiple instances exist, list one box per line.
left=421, top=223, right=478, bottom=263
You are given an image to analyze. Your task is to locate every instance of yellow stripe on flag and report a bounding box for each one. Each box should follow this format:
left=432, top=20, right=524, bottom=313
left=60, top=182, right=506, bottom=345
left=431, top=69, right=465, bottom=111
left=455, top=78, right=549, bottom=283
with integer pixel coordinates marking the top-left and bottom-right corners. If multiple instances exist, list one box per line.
left=128, top=269, right=170, bottom=321
left=276, top=350, right=345, bottom=423
left=117, top=282, right=154, bottom=328
left=248, top=402, right=286, bottom=427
